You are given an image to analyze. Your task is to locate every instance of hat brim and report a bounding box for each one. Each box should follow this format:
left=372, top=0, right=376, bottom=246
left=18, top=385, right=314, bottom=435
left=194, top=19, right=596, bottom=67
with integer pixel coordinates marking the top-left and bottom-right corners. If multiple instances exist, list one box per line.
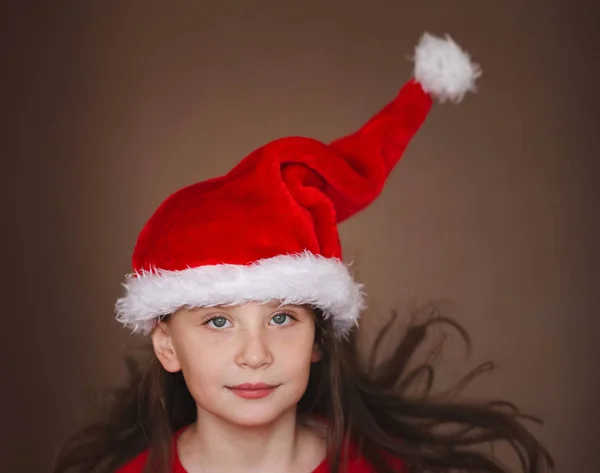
left=115, top=250, right=365, bottom=339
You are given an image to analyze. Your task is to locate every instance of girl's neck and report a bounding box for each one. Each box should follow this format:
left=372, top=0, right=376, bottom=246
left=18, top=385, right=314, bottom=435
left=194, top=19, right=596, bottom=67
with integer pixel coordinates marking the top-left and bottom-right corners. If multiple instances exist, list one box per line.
left=177, top=408, right=326, bottom=473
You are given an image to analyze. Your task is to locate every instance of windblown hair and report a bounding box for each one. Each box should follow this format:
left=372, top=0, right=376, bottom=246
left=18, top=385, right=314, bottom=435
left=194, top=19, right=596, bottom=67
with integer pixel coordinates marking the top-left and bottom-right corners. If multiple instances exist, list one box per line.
left=52, top=306, right=554, bottom=473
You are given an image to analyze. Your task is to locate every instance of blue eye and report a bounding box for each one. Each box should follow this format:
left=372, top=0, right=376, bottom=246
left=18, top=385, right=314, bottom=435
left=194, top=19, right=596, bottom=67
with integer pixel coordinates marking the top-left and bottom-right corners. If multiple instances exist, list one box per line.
left=205, top=316, right=231, bottom=329
left=270, top=313, right=294, bottom=326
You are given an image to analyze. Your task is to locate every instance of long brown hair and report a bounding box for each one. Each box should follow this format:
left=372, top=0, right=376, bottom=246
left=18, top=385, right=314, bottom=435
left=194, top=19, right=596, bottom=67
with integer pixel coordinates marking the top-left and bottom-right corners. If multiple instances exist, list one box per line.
left=52, top=306, right=554, bottom=473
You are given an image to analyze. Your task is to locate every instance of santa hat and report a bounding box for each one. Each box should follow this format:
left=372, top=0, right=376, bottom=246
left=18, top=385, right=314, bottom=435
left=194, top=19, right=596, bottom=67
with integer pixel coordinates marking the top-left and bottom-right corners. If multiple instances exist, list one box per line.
left=115, top=33, right=481, bottom=339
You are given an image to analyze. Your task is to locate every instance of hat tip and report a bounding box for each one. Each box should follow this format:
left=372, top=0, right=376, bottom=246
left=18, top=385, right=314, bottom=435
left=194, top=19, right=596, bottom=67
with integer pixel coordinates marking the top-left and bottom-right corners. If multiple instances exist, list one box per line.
left=412, top=32, right=482, bottom=104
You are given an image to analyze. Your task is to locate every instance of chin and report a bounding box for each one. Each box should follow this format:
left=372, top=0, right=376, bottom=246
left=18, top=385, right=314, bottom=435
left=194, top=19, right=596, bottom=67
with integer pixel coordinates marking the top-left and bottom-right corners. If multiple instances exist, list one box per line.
left=222, top=404, right=291, bottom=427
left=219, top=391, right=305, bottom=426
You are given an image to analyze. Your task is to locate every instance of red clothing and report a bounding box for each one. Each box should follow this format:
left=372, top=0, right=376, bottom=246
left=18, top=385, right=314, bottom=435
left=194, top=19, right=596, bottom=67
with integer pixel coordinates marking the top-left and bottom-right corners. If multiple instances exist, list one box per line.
left=116, top=449, right=370, bottom=473
left=115, top=430, right=405, bottom=473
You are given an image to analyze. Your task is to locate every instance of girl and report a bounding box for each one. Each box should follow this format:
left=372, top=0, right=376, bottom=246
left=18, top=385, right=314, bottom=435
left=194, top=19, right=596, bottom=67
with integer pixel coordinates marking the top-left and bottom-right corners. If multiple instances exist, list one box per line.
left=53, top=33, right=554, bottom=473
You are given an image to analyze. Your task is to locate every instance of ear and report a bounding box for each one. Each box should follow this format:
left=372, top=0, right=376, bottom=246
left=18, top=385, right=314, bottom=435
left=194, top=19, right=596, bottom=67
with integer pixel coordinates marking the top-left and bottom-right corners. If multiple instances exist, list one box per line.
left=311, top=342, right=322, bottom=363
left=151, top=320, right=181, bottom=373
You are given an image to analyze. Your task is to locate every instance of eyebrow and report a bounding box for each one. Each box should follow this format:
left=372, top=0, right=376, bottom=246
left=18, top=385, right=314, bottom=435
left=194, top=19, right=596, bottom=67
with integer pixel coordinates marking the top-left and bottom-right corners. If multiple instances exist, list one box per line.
left=273, top=302, right=306, bottom=310
left=196, top=302, right=307, bottom=312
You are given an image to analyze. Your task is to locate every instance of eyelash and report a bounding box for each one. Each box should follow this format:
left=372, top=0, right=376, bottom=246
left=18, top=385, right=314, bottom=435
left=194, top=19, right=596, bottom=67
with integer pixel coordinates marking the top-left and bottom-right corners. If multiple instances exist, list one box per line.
left=202, top=312, right=297, bottom=329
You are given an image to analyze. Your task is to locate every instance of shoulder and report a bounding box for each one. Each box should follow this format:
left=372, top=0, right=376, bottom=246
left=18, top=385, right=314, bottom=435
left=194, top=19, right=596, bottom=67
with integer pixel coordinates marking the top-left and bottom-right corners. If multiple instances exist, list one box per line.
left=114, top=426, right=189, bottom=473
left=303, top=419, right=406, bottom=473
left=344, top=447, right=407, bottom=473
left=113, top=449, right=150, bottom=473
left=312, top=443, right=406, bottom=473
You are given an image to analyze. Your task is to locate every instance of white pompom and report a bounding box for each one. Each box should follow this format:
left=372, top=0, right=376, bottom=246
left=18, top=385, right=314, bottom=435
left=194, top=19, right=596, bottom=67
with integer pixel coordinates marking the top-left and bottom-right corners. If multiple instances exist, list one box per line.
left=413, top=32, right=482, bottom=104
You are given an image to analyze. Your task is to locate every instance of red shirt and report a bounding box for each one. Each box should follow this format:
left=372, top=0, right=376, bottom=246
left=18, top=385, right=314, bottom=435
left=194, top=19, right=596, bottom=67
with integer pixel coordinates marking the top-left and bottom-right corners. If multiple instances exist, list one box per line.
left=115, top=430, right=405, bottom=473
left=116, top=449, right=375, bottom=473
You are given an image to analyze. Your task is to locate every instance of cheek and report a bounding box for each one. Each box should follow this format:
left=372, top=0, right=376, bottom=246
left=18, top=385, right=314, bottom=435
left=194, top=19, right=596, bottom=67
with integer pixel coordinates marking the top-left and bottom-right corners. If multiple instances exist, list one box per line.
left=173, top=335, right=230, bottom=396
left=274, top=330, right=315, bottom=380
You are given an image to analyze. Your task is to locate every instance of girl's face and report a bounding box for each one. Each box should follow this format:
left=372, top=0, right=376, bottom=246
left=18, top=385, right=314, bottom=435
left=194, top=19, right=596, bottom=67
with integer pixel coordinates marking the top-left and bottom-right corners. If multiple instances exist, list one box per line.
left=152, top=301, right=321, bottom=426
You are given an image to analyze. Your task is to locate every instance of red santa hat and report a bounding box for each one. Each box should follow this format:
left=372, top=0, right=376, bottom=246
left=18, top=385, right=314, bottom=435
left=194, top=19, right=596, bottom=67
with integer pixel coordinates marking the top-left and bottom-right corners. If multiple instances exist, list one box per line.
left=115, top=33, right=481, bottom=339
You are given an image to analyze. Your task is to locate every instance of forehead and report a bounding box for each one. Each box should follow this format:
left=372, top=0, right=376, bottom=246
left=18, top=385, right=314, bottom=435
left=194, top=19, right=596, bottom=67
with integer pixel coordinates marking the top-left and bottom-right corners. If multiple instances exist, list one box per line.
left=183, top=301, right=313, bottom=313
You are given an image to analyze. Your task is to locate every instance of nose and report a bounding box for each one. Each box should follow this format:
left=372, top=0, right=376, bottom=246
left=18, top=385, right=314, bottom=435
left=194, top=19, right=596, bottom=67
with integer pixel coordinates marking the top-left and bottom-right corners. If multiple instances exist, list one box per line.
left=234, top=330, right=273, bottom=369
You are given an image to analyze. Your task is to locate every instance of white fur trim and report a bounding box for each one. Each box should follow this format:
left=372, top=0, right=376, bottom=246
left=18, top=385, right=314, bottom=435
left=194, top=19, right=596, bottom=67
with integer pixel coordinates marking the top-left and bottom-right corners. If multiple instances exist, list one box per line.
left=115, top=251, right=365, bottom=339
left=413, top=32, right=482, bottom=103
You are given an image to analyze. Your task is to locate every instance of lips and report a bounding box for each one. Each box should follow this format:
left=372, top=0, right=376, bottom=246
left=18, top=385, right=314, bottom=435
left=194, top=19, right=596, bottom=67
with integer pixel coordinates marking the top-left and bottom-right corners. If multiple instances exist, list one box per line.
left=226, top=383, right=280, bottom=399
left=228, top=383, right=278, bottom=390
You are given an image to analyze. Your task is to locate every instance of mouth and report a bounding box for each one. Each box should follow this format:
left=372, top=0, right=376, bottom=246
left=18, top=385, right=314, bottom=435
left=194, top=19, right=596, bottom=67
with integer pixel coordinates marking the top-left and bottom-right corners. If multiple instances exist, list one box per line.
left=226, top=383, right=280, bottom=399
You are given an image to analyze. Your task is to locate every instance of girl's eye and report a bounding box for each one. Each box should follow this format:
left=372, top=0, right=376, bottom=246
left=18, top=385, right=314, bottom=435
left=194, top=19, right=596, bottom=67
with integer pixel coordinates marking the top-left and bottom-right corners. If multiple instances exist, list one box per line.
left=269, top=313, right=295, bottom=326
left=205, top=316, right=231, bottom=329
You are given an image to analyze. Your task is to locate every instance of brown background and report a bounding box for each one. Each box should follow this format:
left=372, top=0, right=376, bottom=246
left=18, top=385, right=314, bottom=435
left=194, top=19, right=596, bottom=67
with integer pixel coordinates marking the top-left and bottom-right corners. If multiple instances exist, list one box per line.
left=4, top=1, right=599, bottom=472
